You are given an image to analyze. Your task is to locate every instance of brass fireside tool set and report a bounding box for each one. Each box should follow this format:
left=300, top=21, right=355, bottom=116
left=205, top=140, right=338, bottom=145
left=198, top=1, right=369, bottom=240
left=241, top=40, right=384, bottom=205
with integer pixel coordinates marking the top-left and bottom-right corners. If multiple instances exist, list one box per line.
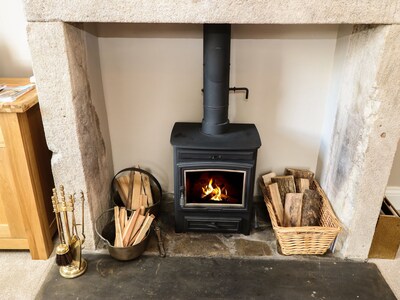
left=51, top=185, right=87, bottom=279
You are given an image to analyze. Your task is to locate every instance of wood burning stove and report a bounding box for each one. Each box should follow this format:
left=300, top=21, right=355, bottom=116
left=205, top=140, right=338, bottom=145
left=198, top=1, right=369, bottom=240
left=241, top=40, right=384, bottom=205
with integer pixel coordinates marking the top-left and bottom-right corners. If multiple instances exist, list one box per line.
left=170, top=24, right=261, bottom=234
left=171, top=123, right=260, bottom=234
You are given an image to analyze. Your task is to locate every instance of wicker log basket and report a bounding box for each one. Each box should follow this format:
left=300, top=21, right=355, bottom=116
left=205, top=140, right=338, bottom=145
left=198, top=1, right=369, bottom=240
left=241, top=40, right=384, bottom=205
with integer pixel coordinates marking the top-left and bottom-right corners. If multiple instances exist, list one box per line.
left=260, top=177, right=341, bottom=255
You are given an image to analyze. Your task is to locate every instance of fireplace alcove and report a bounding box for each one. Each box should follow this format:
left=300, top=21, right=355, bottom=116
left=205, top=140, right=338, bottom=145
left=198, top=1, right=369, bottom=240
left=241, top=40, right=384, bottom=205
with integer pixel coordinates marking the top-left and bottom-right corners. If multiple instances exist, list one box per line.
left=25, top=1, right=400, bottom=259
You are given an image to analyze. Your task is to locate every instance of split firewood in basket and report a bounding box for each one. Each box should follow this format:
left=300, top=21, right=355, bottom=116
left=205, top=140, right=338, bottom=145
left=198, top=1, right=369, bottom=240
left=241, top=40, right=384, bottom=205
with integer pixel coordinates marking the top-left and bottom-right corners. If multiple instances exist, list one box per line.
left=283, top=193, right=303, bottom=227
left=285, top=168, right=314, bottom=180
left=126, top=170, right=134, bottom=209
left=271, top=175, right=296, bottom=206
left=295, top=178, right=310, bottom=193
left=122, top=210, right=140, bottom=247
left=128, top=215, right=146, bottom=246
left=116, top=175, right=130, bottom=206
left=133, top=214, right=155, bottom=245
left=114, top=206, right=123, bottom=247
left=131, top=170, right=142, bottom=210
left=267, top=183, right=284, bottom=226
left=301, top=189, right=321, bottom=226
left=141, top=173, right=154, bottom=206
left=139, top=194, right=148, bottom=208
left=119, top=207, right=127, bottom=231
left=262, top=172, right=276, bottom=186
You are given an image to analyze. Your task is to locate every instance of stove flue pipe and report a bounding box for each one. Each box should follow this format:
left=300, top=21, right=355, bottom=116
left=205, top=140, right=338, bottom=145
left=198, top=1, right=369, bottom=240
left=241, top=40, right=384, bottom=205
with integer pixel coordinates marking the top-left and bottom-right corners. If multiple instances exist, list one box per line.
left=201, top=24, right=231, bottom=135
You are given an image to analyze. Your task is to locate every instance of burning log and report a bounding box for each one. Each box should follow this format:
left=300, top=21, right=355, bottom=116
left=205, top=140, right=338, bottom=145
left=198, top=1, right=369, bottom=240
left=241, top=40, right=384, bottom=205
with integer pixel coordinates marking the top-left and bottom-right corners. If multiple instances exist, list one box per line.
left=201, top=178, right=229, bottom=201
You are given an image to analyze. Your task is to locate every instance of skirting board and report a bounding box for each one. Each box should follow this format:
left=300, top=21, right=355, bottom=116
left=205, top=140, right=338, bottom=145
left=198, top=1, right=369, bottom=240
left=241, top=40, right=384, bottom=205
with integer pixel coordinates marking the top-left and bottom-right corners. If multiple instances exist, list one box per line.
left=385, top=186, right=400, bottom=212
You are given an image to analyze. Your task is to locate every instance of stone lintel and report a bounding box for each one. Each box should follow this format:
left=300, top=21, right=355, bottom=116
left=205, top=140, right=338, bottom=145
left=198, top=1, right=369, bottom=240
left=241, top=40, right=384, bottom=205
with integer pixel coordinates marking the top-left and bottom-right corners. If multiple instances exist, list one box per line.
left=322, top=24, right=400, bottom=259
left=23, top=0, right=400, bottom=24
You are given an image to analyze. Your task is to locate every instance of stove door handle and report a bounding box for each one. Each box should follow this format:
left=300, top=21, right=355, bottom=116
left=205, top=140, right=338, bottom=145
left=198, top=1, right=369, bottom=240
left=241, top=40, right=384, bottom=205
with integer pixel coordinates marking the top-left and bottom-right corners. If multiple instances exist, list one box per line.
left=205, top=222, right=218, bottom=229
left=179, top=187, right=185, bottom=206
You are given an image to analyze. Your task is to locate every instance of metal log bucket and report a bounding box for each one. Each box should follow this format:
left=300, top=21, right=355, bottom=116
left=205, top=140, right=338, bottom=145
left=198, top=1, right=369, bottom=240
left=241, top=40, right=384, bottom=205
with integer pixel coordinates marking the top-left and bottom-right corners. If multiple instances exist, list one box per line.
left=94, top=208, right=151, bottom=261
left=111, top=167, right=162, bottom=217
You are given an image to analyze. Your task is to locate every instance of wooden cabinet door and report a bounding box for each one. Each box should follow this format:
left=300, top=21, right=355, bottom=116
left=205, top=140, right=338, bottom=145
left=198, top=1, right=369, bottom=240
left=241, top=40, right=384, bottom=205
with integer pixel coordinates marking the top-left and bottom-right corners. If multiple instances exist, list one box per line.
left=0, top=122, right=29, bottom=249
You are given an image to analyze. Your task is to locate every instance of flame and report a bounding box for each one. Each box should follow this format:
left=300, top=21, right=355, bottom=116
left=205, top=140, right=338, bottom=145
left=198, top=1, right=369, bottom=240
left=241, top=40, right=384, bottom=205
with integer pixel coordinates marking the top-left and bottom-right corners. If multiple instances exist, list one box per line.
left=201, top=178, right=228, bottom=201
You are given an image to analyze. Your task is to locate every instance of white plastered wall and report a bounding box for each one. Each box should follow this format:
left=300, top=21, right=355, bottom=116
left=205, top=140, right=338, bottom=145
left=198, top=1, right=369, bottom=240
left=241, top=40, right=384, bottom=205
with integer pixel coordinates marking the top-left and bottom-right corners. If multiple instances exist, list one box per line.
left=97, top=24, right=338, bottom=193
left=0, top=0, right=32, bottom=77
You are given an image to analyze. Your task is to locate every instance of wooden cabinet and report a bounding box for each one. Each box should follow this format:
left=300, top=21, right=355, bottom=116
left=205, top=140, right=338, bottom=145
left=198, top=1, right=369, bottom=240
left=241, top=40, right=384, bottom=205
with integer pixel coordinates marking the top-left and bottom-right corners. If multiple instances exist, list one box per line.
left=0, top=78, right=55, bottom=259
left=368, top=197, right=400, bottom=259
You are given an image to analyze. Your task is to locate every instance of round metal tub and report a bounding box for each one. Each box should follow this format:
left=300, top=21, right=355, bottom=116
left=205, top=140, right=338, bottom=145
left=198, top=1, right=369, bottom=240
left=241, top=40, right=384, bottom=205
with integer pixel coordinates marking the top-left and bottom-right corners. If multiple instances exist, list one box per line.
left=95, top=208, right=150, bottom=261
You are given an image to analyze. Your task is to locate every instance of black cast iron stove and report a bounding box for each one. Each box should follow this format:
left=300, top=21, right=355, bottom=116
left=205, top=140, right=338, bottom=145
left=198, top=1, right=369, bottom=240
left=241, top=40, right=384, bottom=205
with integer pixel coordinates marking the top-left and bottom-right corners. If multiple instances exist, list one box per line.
left=170, top=24, right=261, bottom=235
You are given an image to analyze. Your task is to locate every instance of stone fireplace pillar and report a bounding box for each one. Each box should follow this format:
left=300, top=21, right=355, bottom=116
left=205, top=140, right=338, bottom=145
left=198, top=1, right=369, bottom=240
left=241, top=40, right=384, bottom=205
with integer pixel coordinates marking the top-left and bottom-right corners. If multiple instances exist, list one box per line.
left=27, top=22, right=114, bottom=249
left=321, top=25, right=400, bottom=259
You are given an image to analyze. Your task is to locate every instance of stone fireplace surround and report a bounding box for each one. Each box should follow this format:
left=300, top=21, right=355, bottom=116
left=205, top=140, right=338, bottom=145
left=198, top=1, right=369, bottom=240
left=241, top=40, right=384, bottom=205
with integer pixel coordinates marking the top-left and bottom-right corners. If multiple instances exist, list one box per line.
left=24, top=1, right=400, bottom=258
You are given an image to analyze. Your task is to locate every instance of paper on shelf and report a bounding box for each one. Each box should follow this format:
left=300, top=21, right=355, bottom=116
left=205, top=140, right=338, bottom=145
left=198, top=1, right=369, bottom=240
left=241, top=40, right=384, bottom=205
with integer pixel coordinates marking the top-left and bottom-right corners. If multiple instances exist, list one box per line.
left=0, top=84, right=35, bottom=103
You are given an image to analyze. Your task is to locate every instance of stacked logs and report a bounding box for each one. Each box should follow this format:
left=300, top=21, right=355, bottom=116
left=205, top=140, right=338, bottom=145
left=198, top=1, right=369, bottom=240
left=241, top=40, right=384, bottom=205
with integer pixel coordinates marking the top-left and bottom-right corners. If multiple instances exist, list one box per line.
left=262, top=168, right=321, bottom=227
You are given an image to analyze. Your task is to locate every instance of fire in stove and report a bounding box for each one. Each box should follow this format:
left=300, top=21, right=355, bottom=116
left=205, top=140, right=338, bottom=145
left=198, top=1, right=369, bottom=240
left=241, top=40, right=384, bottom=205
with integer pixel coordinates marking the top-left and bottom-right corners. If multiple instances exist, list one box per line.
left=184, top=169, right=245, bottom=207
left=201, top=178, right=228, bottom=201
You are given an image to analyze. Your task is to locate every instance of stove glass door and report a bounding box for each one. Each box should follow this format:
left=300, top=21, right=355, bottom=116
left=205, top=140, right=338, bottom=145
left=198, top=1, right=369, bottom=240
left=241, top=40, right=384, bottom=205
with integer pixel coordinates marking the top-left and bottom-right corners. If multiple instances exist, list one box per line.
left=184, top=169, right=245, bottom=207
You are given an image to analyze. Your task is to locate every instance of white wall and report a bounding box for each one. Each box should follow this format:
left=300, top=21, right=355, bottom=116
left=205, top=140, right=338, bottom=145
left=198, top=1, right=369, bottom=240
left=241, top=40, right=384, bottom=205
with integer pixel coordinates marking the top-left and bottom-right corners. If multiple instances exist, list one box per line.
left=388, top=139, right=400, bottom=186
left=0, top=0, right=32, bottom=77
left=97, top=24, right=338, bottom=193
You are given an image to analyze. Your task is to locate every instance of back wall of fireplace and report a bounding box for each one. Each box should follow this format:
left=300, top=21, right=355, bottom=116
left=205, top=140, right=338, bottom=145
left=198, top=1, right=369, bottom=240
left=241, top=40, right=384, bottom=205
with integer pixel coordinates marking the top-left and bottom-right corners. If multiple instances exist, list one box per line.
left=92, top=23, right=338, bottom=193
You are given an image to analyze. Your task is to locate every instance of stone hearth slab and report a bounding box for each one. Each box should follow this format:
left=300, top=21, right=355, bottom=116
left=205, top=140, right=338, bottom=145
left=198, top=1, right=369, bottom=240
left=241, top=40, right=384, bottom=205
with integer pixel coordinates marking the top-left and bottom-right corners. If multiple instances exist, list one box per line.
left=36, top=255, right=396, bottom=299
left=113, top=198, right=277, bottom=259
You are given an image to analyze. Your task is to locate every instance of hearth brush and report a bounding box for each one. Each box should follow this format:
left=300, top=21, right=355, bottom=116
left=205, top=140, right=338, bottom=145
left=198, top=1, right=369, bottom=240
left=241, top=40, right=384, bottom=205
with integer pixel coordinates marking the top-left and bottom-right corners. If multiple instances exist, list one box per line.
left=52, top=189, right=72, bottom=266
left=58, top=191, right=87, bottom=279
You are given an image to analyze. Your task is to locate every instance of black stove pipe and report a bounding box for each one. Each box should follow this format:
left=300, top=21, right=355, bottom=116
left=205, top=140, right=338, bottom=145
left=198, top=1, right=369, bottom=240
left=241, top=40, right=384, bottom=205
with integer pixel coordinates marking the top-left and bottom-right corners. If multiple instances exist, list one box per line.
left=202, top=24, right=231, bottom=135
